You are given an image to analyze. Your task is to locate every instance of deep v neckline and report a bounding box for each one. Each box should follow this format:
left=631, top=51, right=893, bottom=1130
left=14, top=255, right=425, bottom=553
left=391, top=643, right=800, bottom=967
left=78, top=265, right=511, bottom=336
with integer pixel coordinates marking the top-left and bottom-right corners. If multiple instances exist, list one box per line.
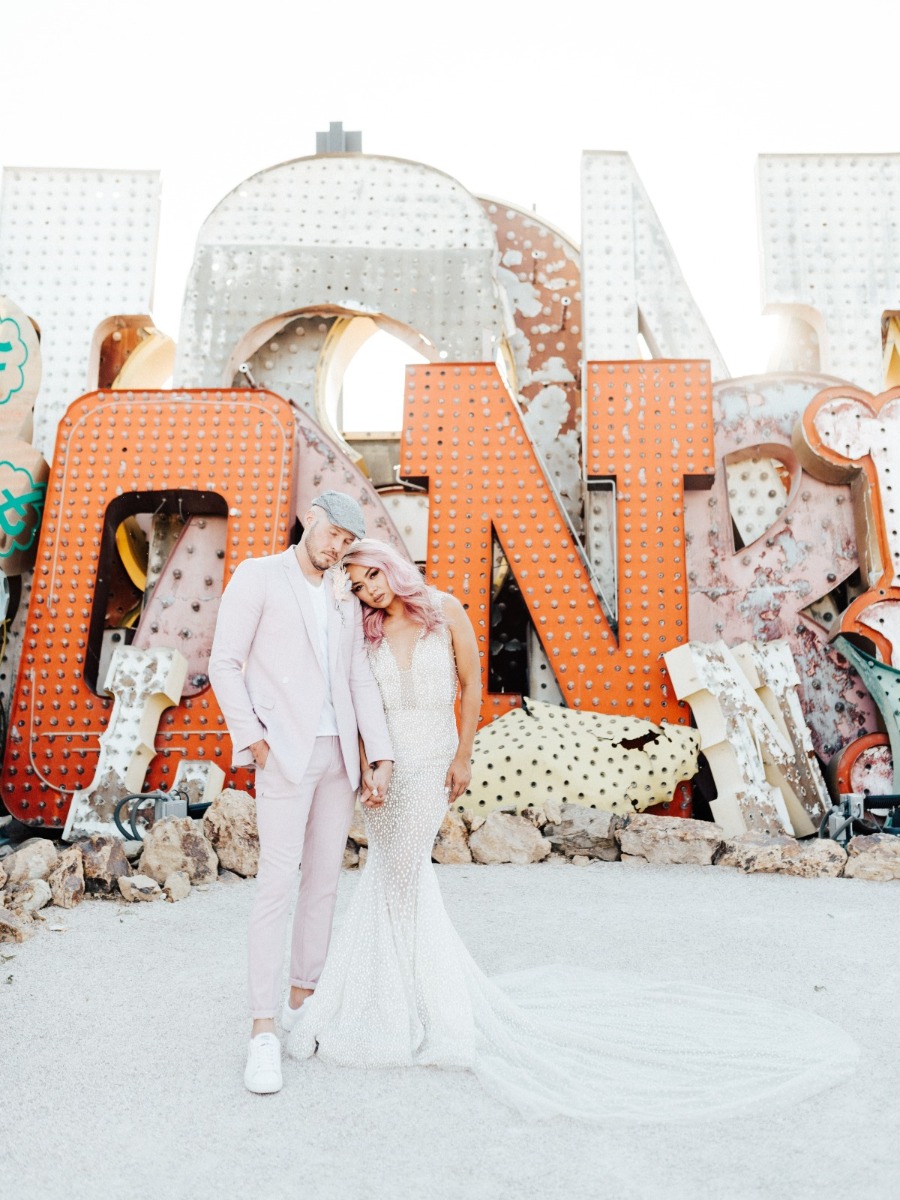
left=382, top=624, right=425, bottom=673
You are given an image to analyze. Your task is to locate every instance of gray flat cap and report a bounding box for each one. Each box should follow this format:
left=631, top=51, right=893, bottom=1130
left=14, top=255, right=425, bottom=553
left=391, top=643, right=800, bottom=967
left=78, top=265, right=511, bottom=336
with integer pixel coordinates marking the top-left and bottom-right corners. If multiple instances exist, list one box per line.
left=311, top=490, right=366, bottom=540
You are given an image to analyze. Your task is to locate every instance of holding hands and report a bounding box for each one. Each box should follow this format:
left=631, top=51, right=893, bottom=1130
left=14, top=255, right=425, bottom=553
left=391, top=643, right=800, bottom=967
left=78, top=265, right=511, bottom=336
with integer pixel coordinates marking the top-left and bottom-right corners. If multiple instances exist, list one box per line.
left=358, top=756, right=470, bottom=808
left=360, top=759, right=393, bottom=809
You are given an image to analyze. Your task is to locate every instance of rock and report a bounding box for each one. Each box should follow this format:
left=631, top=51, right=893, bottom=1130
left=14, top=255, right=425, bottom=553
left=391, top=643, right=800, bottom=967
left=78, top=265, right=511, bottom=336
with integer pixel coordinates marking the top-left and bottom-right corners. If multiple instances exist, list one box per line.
left=357, top=846, right=368, bottom=870
left=75, top=834, right=133, bottom=895
left=47, top=846, right=85, bottom=909
left=616, top=814, right=724, bottom=865
left=3, top=838, right=58, bottom=885
left=347, top=802, right=368, bottom=847
left=464, top=813, right=486, bottom=833
left=216, top=869, right=243, bottom=885
left=844, top=833, right=900, bottom=881
left=4, top=878, right=52, bottom=915
left=541, top=797, right=563, bottom=826
left=163, top=871, right=191, bottom=902
left=138, top=816, right=218, bottom=885
left=118, top=874, right=164, bottom=902
left=468, top=813, right=551, bottom=864
left=343, top=842, right=359, bottom=869
left=0, top=908, right=35, bottom=943
left=0, top=860, right=6, bottom=890
left=122, top=840, right=144, bottom=860
left=201, top=789, right=259, bottom=877
left=545, top=804, right=623, bottom=860
left=571, top=854, right=590, bottom=867
left=432, top=811, right=472, bottom=864
left=520, top=797, right=564, bottom=830
left=717, top=832, right=847, bottom=878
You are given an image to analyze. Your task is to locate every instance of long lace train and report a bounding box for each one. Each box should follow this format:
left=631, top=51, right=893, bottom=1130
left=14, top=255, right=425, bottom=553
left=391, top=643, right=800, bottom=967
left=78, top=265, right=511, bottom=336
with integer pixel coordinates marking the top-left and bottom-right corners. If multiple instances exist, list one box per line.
left=286, top=608, right=858, bottom=1121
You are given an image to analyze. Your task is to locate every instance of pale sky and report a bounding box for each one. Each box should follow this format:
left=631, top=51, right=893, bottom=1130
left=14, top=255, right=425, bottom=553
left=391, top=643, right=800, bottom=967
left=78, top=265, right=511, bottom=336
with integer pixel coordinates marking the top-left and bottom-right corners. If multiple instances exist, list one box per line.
left=3, top=0, right=894, bottom=378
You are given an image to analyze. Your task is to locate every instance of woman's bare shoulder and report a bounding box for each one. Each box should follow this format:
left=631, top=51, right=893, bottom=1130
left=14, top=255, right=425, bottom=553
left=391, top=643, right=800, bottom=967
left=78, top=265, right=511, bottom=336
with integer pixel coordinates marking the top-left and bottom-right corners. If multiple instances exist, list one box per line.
left=433, top=590, right=469, bottom=622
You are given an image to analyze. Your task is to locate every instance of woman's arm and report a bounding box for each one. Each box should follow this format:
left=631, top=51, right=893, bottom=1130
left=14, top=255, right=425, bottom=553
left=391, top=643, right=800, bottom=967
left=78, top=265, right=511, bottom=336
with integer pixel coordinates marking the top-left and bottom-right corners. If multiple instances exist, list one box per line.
left=357, top=735, right=385, bottom=809
left=443, top=595, right=482, bottom=804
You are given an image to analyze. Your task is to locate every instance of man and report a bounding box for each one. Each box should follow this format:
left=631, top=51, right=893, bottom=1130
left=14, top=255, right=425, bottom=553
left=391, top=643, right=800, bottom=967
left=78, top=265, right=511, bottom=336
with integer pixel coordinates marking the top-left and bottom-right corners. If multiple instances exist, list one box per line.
left=209, top=490, right=393, bottom=1094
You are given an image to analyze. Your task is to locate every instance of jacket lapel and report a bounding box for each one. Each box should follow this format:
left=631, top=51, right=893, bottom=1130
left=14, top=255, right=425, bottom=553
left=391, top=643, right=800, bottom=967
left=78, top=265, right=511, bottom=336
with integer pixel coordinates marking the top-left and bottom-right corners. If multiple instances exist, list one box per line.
left=282, top=549, right=328, bottom=677
left=326, top=569, right=346, bottom=678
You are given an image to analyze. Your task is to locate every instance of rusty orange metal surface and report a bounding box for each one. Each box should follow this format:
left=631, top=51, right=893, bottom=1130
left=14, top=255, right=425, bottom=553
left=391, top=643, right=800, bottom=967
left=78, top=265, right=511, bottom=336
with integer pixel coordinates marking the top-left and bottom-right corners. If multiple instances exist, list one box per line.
left=796, top=385, right=900, bottom=663
left=828, top=730, right=892, bottom=798
left=1, top=389, right=295, bottom=827
left=586, top=360, right=716, bottom=721
left=477, top=199, right=582, bottom=432
left=402, top=361, right=714, bottom=728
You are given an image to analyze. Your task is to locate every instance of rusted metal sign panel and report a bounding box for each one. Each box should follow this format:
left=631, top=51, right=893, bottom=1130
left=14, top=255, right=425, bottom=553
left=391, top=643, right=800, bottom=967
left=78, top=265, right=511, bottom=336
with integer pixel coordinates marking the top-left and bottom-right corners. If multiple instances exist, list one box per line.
left=63, top=645, right=188, bottom=840
left=479, top=199, right=583, bottom=528
left=174, top=155, right=512, bottom=389
left=0, top=389, right=295, bottom=828
left=796, top=384, right=900, bottom=663
left=831, top=637, right=900, bottom=793
left=402, top=360, right=713, bottom=727
left=828, top=731, right=892, bottom=798
left=468, top=700, right=700, bottom=816
left=664, top=640, right=792, bottom=836
left=685, top=374, right=878, bottom=760
left=293, top=405, right=408, bottom=553
left=130, top=514, right=228, bottom=695
left=731, top=640, right=830, bottom=834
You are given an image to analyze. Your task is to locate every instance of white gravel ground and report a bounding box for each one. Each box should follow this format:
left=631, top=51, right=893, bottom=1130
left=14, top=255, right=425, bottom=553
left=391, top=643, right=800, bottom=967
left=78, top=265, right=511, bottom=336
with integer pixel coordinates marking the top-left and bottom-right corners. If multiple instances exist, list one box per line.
left=2, top=861, right=898, bottom=1200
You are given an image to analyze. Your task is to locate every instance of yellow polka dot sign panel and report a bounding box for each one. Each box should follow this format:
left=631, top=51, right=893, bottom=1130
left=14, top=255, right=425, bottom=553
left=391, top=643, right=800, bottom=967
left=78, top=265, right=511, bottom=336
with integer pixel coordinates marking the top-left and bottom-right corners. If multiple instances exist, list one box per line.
left=465, top=699, right=700, bottom=815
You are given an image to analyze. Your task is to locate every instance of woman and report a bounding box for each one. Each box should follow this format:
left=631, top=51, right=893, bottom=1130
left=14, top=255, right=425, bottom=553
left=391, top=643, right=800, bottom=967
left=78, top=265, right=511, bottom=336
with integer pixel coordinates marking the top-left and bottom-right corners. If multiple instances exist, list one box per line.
left=287, top=540, right=858, bottom=1122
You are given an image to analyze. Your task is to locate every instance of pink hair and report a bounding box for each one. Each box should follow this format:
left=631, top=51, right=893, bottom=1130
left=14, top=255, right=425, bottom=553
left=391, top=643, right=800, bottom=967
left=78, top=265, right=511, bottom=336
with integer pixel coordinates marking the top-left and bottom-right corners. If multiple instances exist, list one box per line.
left=342, top=539, right=445, bottom=645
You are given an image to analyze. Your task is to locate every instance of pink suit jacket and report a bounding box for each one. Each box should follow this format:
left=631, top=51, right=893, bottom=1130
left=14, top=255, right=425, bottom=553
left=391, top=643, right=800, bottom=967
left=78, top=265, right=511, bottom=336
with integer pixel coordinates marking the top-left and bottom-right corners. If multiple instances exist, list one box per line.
left=208, top=548, right=393, bottom=787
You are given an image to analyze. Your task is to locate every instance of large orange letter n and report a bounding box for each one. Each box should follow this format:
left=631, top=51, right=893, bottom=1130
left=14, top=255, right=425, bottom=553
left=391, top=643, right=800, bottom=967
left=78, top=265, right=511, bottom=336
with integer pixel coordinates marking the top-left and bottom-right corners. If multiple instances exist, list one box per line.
left=402, top=362, right=714, bottom=727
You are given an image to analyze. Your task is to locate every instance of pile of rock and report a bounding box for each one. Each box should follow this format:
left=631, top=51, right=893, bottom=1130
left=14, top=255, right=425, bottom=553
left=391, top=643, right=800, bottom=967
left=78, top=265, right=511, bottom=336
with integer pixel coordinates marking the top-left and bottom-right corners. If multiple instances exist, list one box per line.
left=0, top=788, right=261, bottom=942
left=348, top=801, right=900, bottom=881
left=3, top=793, right=899, bottom=944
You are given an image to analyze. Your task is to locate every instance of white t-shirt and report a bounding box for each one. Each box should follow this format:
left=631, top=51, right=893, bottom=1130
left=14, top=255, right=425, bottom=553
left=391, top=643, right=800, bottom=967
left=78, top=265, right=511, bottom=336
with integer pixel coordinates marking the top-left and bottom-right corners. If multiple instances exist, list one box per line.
left=304, top=574, right=339, bottom=737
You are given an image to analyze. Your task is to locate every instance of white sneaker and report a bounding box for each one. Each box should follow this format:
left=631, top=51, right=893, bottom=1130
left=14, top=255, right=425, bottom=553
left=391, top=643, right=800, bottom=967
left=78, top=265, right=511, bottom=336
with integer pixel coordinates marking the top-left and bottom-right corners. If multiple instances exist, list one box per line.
left=281, top=995, right=303, bottom=1033
left=244, top=1032, right=282, bottom=1094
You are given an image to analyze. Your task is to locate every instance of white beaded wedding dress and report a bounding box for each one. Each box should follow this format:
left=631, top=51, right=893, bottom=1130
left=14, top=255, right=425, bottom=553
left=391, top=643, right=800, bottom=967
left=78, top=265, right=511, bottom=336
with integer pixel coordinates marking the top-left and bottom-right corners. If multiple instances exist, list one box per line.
left=287, top=617, right=858, bottom=1122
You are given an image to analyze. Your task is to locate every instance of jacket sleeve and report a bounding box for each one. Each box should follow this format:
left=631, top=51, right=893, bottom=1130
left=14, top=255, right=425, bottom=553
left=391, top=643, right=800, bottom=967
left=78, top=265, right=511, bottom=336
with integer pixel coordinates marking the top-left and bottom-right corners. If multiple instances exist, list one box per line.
left=347, top=603, right=394, bottom=765
left=208, top=558, right=268, bottom=764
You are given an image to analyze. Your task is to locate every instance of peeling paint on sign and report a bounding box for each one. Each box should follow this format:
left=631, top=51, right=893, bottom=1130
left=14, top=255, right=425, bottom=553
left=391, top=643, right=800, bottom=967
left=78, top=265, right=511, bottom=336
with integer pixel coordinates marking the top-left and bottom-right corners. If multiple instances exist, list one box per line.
left=731, top=640, right=831, bottom=836
left=62, top=646, right=188, bottom=841
left=664, top=640, right=792, bottom=837
left=686, top=375, right=877, bottom=760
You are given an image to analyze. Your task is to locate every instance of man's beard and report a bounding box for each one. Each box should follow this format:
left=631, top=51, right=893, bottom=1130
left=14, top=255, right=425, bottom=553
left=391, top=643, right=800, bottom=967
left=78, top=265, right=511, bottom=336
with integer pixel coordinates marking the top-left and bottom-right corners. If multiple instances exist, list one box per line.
left=304, top=542, right=333, bottom=572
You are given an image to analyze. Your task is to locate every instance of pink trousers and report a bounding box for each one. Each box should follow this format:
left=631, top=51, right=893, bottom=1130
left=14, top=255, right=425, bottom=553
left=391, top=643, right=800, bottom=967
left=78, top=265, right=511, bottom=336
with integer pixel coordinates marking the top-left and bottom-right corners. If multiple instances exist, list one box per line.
left=248, top=736, right=355, bottom=1019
